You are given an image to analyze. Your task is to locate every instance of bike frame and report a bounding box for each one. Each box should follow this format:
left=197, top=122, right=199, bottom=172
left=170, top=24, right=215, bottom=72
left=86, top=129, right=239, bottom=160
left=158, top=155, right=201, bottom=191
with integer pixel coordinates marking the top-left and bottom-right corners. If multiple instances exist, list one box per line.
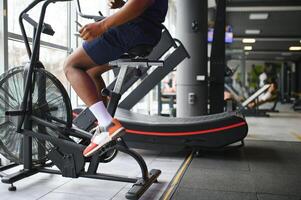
left=6, top=0, right=73, bottom=170
left=17, top=0, right=72, bottom=132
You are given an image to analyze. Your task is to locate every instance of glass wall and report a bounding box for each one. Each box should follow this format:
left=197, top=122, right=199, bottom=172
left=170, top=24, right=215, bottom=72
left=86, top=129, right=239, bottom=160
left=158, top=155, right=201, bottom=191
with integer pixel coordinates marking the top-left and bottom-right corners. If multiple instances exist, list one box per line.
left=8, top=0, right=68, bottom=46
left=7, top=0, right=69, bottom=89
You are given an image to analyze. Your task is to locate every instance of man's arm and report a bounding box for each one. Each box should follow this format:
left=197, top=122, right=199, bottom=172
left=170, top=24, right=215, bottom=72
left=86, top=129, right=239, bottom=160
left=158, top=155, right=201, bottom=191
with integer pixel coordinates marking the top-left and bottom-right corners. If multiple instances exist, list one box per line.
left=80, top=0, right=154, bottom=41
left=103, top=0, right=154, bottom=28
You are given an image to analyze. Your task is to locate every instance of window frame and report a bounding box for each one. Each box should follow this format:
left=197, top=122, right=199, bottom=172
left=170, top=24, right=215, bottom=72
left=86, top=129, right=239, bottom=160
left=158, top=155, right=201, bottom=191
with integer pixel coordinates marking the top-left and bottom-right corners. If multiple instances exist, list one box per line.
left=0, top=0, right=9, bottom=75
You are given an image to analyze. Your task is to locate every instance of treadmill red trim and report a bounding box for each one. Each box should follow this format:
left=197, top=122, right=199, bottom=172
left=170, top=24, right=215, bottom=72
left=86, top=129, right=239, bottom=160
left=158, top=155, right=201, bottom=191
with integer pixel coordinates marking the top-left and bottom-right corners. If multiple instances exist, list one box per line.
left=125, top=121, right=247, bottom=136
left=72, top=112, right=247, bottom=137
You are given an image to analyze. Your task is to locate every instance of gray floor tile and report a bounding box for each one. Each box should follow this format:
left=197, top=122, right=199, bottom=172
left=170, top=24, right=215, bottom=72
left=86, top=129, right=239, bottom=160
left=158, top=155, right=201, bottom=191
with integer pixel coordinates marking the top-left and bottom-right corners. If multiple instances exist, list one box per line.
left=39, top=192, right=111, bottom=200
left=139, top=190, right=164, bottom=200
left=0, top=173, right=72, bottom=200
left=173, top=188, right=257, bottom=200
left=193, top=149, right=250, bottom=171
left=54, top=178, right=127, bottom=199
left=246, top=105, right=301, bottom=143
left=253, top=172, right=301, bottom=196
left=179, top=168, right=256, bottom=193
left=257, top=193, right=301, bottom=200
left=245, top=141, right=301, bottom=174
left=244, top=141, right=296, bottom=157
left=0, top=184, right=56, bottom=200
left=290, top=142, right=301, bottom=155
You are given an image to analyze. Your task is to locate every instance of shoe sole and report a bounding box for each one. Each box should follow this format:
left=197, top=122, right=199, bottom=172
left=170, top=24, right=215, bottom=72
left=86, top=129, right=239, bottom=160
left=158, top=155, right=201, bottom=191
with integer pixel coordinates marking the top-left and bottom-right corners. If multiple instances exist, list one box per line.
left=83, top=127, right=125, bottom=157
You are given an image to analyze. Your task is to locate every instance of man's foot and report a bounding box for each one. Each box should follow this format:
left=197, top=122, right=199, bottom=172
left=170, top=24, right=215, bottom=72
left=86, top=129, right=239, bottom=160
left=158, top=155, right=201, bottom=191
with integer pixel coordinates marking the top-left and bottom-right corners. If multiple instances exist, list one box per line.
left=83, top=119, right=125, bottom=157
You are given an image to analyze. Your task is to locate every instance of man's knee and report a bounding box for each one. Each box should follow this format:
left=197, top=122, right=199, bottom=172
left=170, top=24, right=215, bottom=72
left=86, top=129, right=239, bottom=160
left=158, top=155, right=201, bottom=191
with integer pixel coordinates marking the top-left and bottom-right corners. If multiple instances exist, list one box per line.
left=63, top=57, right=81, bottom=77
left=63, top=57, right=72, bottom=76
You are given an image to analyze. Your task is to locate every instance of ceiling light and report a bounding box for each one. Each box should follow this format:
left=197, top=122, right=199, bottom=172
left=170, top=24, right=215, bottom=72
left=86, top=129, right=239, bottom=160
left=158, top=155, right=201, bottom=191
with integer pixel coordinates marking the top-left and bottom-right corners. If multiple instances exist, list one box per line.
left=289, top=46, right=301, bottom=51
left=249, top=13, right=269, bottom=20
left=245, top=29, right=261, bottom=34
left=242, top=38, right=256, bottom=43
left=244, top=46, right=253, bottom=51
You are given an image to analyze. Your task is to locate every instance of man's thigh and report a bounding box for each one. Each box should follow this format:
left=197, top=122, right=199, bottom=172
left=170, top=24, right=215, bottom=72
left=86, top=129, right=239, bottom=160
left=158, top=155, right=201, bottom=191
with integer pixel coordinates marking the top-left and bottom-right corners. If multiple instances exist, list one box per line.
left=82, top=28, right=127, bottom=66
left=66, top=46, right=99, bottom=71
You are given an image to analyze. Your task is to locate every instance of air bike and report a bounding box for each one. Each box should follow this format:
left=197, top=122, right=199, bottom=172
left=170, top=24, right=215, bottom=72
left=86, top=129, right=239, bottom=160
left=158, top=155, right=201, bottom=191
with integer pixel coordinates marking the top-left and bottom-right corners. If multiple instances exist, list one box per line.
left=73, top=2, right=249, bottom=152
left=0, top=0, right=162, bottom=199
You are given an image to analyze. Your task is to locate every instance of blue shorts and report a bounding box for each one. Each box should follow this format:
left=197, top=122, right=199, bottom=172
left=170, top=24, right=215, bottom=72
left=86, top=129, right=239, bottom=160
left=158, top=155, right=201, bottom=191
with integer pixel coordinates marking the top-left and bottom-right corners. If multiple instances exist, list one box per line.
left=83, top=20, right=161, bottom=65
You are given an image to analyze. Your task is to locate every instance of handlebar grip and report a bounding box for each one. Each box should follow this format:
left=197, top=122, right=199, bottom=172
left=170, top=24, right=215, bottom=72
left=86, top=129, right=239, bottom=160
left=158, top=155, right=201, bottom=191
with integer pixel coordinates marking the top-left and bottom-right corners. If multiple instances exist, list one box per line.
left=77, top=13, right=105, bottom=22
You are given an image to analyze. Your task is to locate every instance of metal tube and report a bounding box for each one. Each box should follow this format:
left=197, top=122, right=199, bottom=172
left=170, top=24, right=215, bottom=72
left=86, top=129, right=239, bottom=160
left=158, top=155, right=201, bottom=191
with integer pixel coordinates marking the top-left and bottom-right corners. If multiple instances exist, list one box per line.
left=17, top=1, right=52, bottom=131
left=18, top=0, right=44, bottom=59
left=117, top=145, right=149, bottom=180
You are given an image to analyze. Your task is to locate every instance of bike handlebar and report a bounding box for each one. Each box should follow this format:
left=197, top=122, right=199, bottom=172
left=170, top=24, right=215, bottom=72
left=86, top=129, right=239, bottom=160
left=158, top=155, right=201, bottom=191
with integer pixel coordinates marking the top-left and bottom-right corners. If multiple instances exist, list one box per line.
left=19, top=0, right=72, bottom=59
left=76, top=0, right=105, bottom=21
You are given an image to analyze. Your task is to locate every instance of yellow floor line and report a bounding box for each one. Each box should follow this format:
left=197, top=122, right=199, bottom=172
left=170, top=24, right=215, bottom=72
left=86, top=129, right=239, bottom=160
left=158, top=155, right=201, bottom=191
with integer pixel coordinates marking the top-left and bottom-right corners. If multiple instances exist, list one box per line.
left=161, top=152, right=194, bottom=200
left=291, top=132, right=301, bottom=141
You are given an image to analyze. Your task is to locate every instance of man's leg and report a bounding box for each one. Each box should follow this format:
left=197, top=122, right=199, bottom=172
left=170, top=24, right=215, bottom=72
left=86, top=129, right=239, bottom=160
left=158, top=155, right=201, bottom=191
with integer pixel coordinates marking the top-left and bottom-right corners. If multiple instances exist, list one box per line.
left=64, top=46, right=114, bottom=126
left=64, top=46, right=125, bottom=157
left=87, top=67, right=110, bottom=105
left=64, top=47, right=110, bottom=106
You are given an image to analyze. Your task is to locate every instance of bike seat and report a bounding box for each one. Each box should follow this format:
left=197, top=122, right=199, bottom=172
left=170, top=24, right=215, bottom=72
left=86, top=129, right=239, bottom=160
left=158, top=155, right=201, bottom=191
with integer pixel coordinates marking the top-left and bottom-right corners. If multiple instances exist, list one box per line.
left=124, top=44, right=154, bottom=58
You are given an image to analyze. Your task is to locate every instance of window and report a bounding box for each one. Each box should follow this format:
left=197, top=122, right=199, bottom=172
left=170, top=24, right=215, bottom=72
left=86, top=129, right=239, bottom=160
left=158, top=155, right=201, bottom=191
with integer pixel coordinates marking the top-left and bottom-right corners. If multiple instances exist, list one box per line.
left=8, top=40, right=29, bottom=68
left=8, top=0, right=68, bottom=46
left=7, top=0, right=70, bottom=90
left=39, top=47, right=68, bottom=88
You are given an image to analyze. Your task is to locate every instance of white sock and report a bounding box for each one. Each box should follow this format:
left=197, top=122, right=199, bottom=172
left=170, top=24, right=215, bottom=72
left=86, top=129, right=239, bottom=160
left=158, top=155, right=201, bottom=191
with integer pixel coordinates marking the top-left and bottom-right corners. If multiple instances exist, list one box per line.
left=89, top=101, right=113, bottom=128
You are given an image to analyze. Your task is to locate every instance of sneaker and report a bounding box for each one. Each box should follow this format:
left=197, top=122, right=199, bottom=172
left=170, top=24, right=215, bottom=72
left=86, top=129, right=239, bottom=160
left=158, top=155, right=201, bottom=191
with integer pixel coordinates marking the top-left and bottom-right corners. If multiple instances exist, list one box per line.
left=83, top=119, right=125, bottom=157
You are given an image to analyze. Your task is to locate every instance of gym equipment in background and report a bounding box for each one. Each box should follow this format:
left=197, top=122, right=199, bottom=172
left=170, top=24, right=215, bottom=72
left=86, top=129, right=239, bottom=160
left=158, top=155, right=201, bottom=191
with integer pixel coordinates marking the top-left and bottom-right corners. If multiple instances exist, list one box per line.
left=225, top=83, right=280, bottom=117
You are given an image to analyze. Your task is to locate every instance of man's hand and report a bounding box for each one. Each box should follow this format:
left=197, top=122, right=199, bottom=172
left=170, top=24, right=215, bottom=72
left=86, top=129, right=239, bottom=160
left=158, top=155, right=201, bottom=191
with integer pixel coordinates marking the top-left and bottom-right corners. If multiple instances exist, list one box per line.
left=107, top=0, right=125, bottom=9
left=79, top=0, right=153, bottom=41
left=79, top=21, right=107, bottom=42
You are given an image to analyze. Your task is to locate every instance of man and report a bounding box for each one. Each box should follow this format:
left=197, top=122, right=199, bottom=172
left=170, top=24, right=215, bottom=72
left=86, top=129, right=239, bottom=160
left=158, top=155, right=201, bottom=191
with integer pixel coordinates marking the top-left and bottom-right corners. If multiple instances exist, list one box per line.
left=64, top=0, right=168, bottom=157
left=248, top=81, right=278, bottom=108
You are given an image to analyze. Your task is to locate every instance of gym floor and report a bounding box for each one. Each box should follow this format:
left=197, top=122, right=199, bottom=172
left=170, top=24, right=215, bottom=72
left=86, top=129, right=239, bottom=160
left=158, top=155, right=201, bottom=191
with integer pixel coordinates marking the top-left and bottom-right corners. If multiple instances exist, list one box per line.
left=0, top=104, right=301, bottom=200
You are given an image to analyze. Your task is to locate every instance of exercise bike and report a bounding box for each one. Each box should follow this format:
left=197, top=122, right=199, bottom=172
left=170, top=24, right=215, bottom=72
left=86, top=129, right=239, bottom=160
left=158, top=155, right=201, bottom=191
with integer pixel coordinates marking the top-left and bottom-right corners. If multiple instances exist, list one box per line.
left=0, top=0, right=162, bottom=199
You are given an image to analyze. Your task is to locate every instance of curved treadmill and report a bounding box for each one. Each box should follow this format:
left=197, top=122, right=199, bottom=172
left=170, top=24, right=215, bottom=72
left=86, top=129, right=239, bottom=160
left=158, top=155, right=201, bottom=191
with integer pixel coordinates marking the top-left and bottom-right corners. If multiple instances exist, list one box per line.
left=115, top=108, right=248, bottom=151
